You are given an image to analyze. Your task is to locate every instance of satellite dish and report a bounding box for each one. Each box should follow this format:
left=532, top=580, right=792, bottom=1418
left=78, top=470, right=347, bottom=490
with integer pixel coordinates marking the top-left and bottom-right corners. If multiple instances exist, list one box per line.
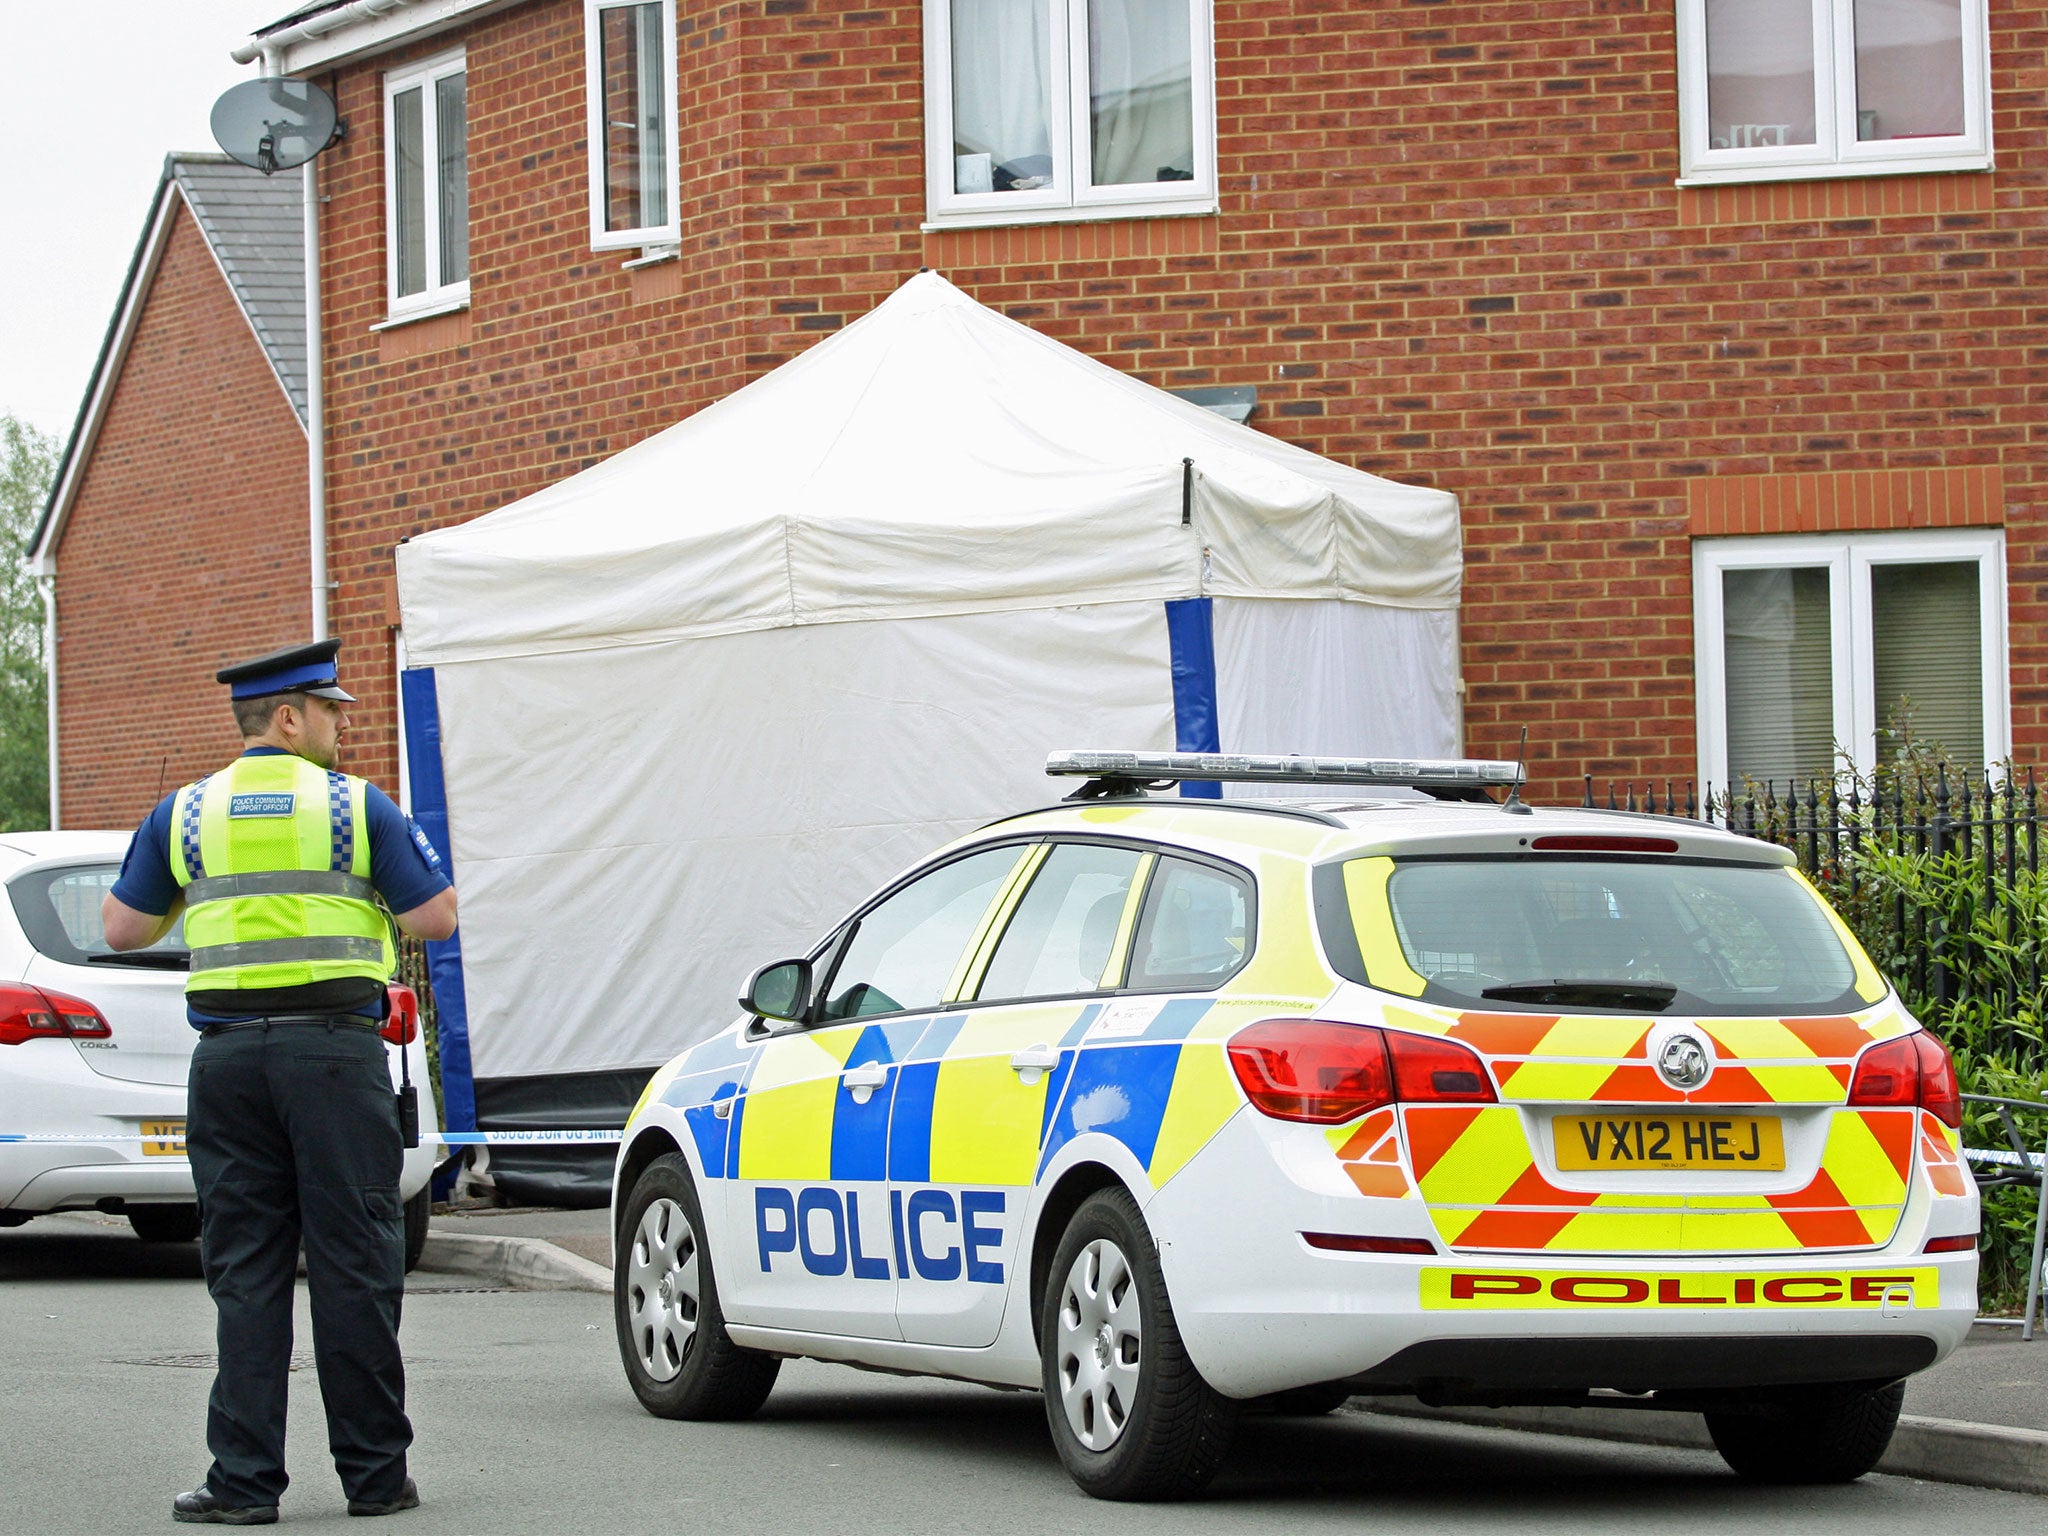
left=210, top=77, right=339, bottom=176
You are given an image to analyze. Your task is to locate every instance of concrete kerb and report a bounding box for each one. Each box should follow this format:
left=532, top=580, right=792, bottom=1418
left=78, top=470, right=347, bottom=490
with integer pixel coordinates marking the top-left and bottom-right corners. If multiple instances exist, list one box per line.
left=417, top=1230, right=612, bottom=1294
left=1356, top=1399, right=2048, bottom=1498
left=417, top=1230, right=2045, bottom=1497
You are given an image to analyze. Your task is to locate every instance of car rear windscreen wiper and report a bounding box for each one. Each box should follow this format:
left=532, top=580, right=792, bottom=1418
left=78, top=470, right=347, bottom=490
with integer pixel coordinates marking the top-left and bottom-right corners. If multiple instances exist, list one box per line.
left=83, top=951, right=191, bottom=970
left=1479, top=978, right=1678, bottom=1010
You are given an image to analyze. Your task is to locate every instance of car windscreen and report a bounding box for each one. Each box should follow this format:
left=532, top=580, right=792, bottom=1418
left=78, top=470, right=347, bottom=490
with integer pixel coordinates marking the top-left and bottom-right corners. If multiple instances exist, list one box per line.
left=7, top=863, right=189, bottom=970
left=1328, top=855, right=1864, bottom=1016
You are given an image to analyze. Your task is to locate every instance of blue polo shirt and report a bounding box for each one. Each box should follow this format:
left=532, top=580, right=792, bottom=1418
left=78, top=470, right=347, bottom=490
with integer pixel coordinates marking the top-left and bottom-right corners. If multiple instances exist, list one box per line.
left=113, top=748, right=453, bottom=1026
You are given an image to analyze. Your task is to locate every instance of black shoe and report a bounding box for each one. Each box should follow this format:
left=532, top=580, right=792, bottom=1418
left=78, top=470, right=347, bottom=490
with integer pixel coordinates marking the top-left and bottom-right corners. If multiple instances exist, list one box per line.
left=346, top=1479, right=419, bottom=1517
left=171, top=1487, right=278, bottom=1525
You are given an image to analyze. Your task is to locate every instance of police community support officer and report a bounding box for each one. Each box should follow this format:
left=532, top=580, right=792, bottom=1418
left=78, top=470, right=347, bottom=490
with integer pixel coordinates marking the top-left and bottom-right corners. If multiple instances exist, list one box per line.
left=101, top=640, right=458, bottom=1526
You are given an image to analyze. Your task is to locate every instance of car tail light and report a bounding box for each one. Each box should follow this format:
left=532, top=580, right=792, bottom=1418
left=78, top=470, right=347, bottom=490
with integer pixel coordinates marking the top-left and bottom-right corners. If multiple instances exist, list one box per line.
left=381, top=984, right=420, bottom=1047
left=1847, top=1031, right=1962, bottom=1129
left=1227, top=1020, right=1496, bottom=1124
left=1923, top=1233, right=1978, bottom=1254
left=0, top=982, right=112, bottom=1045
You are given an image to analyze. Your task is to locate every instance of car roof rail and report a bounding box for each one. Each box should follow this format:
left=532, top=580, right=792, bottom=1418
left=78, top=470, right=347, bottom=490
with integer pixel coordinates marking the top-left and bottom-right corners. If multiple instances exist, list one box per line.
left=1047, top=750, right=1524, bottom=803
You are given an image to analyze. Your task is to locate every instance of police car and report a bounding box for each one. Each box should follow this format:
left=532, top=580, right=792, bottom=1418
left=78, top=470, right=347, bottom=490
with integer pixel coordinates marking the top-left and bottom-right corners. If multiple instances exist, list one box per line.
left=609, top=752, right=1978, bottom=1500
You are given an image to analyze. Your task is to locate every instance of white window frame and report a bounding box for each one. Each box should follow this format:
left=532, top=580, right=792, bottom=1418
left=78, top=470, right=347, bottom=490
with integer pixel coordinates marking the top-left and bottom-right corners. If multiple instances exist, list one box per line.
left=584, top=0, right=681, bottom=252
left=1693, top=529, right=2010, bottom=790
left=922, top=0, right=1216, bottom=231
left=1674, top=0, right=1991, bottom=186
left=382, top=48, right=469, bottom=321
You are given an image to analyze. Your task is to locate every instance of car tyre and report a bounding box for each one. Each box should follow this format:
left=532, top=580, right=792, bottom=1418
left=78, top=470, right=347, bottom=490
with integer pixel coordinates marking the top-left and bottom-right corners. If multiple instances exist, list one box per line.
left=1039, top=1187, right=1237, bottom=1501
left=402, top=1187, right=430, bottom=1274
left=128, top=1203, right=201, bottom=1243
left=614, top=1151, right=779, bottom=1420
left=1705, top=1379, right=1905, bottom=1484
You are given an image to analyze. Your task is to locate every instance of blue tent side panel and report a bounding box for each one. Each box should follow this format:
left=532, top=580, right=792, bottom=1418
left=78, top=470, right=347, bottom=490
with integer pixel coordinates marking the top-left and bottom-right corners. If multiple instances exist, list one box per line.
left=400, top=665, right=476, bottom=1134
left=1164, top=597, right=1222, bottom=799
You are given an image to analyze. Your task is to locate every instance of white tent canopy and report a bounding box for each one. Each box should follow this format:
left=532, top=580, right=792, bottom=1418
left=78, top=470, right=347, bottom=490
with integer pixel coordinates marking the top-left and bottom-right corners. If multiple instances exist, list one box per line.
left=399, top=272, right=1459, bottom=667
left=395, top=272, right=1463, bottom=1115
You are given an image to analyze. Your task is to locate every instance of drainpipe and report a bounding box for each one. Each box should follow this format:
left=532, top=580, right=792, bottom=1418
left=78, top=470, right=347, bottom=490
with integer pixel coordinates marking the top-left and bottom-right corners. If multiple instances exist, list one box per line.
left=259, top=39, right=330, bottom=642
left=304, top=150, right=329, bottom=641
left=38, top=575, right=57, bottom=830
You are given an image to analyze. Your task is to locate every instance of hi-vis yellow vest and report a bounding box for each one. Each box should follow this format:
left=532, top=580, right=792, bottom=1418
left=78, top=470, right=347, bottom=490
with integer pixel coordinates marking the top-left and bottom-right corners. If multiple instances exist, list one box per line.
left=170, top=754, right=396, bottom=995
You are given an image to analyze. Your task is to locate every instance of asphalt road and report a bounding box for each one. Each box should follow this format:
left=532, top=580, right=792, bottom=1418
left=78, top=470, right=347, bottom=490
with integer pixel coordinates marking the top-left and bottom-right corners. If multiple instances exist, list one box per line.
left=5, top=1214, right=2044, bottom=1535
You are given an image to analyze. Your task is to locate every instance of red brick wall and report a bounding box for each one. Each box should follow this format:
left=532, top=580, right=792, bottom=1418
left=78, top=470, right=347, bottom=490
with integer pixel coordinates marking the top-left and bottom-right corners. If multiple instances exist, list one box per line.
left=54, top=198, right=310, bottom=830
left=317, top=0, right=2048, bottom=804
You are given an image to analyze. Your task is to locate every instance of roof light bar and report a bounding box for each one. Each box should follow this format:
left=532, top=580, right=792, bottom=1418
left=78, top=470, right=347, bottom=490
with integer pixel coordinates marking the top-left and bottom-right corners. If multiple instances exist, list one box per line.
left=1045, top=750, right=1525, bottom=790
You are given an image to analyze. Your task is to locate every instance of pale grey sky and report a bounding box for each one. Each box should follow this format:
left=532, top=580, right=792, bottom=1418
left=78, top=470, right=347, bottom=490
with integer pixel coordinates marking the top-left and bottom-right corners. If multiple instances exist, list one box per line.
left=0, top=2, right=278, bottom=444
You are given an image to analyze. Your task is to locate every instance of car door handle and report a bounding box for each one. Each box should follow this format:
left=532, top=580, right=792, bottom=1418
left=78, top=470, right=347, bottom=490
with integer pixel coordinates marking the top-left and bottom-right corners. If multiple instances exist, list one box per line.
left=1009, top=1045, right=1060, bottom=1084
left=842, top=1061, right=889, bottom=1103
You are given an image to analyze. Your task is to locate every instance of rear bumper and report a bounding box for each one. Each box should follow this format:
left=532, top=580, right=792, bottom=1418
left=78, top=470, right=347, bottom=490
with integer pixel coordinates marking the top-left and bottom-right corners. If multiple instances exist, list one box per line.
left=1148, top=1110, right=1977, bottom=1400
left=1348, top=1332, right=1938, bottom=1398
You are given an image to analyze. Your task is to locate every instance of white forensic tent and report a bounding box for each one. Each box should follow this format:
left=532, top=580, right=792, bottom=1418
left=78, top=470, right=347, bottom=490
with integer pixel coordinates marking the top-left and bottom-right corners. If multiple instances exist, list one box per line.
left=394, top=272, right=1462, bottom=1166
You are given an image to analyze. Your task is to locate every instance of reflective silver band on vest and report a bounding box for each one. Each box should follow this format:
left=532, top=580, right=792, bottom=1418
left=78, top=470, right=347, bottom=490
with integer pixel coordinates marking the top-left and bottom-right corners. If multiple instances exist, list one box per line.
left=185, top=871, right=377, bottom=906
left=187, top=936, right=386, bottom=972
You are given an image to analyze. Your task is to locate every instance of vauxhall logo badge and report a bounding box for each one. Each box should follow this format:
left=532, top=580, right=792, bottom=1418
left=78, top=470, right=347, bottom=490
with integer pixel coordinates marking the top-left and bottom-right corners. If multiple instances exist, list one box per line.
left=1656, top=1033, right=1713, bottom=1091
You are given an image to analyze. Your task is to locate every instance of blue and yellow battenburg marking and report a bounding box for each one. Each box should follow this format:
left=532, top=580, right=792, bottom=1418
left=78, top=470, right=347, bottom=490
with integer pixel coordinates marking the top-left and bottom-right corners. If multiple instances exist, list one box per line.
left=656, top=994, right=1252, bottom=1200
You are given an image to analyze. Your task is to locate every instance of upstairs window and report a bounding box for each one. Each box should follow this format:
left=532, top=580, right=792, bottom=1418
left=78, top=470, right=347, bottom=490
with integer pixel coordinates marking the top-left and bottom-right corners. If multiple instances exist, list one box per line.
left=1675, top=0, right=1990, bottom=185
left=585, top=0, right=679, bottom=251
left=383, top=50, right=469, bottom=317
left=924, top=0, right=1215, bottom=229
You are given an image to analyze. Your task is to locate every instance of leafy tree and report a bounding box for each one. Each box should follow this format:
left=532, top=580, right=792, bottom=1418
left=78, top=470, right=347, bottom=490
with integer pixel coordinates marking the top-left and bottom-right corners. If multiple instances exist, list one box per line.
left=0, top=414, right=57, bottom=831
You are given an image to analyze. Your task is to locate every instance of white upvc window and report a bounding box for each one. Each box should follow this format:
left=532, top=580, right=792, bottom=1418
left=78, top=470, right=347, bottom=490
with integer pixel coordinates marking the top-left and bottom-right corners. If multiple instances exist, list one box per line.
left=1694, top=530, right=2010, bottom=792
left=585, top=0, right=680, bottom=252
left=1674, top=0, right=1991, bottom=185
left=923, top=0, right=1216, bottom=230
left=383, top=49, right=469, bottom=318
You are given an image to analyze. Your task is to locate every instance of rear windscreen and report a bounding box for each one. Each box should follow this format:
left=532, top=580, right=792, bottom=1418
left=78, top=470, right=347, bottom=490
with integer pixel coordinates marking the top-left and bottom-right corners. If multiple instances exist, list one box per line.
left=1326, top=856, right=1865, bottom=1015
left=7, top=863, right=189, bottom=970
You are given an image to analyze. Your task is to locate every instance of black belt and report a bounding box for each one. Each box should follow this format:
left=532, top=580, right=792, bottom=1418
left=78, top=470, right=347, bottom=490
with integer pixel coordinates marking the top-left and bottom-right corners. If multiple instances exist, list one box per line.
left=200, top=1013, right=382, bottom=1037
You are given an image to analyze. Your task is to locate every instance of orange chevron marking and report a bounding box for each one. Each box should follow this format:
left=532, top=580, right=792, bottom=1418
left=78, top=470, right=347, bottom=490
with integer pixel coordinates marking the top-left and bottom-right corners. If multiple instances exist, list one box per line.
left=1336, top=1108, right=1396, bottom=1162
left=1404, top=1106, right=1486, bottom=1182
left=1446, top=1013, right=1559, bottom=1056
left=1495, top=1162, right=1599, bottom=1212
left=1452, top=1207, right=1580, bottom=1250
left=1345, top=1164, right=1411, bottom=1199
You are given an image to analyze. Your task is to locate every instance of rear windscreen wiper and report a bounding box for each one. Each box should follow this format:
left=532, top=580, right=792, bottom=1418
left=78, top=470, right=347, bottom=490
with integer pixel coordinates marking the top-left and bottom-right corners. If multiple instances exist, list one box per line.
left=83, top=951, right=191, bottom=970
left=1479, top=978, right=1678, bottom=1010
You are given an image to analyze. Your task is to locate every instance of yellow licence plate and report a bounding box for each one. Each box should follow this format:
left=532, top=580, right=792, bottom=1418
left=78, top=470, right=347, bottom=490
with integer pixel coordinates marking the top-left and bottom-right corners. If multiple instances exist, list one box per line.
left=140, top=1120, right=186, bottom=1157
left=1554, top=1114, right=1784, bottom=1172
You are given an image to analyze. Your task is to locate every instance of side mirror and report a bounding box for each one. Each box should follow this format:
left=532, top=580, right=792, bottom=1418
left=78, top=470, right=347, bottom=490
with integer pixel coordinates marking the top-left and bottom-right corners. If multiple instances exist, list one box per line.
left=741, top=959, right=812, bottom=1025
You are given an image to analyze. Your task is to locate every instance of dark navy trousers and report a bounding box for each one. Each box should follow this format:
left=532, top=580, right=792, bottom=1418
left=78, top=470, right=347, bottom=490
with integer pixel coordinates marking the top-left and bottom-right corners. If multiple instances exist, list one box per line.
left=187, top=1020, right=412, bottom=1508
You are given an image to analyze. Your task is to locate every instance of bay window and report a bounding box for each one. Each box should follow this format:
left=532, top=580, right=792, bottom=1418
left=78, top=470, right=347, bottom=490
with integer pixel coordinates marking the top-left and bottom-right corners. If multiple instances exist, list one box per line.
left=1675, top=0, right=1990, bottom=184
left=924, top=0, right=1215, bottom=227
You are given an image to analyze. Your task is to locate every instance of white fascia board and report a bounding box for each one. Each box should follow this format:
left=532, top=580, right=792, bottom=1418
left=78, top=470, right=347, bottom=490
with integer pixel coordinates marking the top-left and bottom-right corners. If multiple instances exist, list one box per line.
left=29, top=182, right=183, bottom=576
left=254, top=0, right=528, bottom=74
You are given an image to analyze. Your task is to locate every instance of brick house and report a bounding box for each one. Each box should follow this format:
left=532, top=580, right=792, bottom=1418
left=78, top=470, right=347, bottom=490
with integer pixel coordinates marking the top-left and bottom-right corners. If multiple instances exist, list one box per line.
left=234, top=0, right=2039, bottom=811
left=30, top=154, right=312, bottom=830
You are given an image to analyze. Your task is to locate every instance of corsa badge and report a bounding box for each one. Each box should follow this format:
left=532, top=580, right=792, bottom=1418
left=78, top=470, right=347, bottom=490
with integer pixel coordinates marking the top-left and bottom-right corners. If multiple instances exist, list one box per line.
left=1656, top=1032, right=1713, bottom=1091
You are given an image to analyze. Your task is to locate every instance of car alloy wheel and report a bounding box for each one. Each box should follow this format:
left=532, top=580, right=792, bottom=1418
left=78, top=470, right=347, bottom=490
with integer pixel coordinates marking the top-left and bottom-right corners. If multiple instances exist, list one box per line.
left=626, top=1195, right=701, bottom=1382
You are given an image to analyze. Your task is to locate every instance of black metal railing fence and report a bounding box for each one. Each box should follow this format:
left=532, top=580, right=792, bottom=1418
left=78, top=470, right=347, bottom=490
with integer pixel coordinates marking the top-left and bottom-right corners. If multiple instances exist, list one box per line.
left=1584, top=767, right=2044, bottom=1063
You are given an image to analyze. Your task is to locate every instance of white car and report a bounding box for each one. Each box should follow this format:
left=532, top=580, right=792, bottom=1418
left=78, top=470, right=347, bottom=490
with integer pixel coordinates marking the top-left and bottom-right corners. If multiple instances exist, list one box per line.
left=0, top=831, right=441, bottom=1263
left=610, top=752, right=1979, bottom=1501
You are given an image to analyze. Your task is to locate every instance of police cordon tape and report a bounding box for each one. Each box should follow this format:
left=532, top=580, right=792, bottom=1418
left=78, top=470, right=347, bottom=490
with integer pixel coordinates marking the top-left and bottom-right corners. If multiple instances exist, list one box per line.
left=0, top=1129, right=625, bottom=1146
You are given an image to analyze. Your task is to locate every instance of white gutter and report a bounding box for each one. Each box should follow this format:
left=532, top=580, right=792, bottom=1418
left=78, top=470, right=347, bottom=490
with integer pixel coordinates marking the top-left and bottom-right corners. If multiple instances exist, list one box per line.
left=232, top=0, right=518, bottom=74
left=38, top=576, right=57, bottom=830
left=231, top=1, right=419, bottom=66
